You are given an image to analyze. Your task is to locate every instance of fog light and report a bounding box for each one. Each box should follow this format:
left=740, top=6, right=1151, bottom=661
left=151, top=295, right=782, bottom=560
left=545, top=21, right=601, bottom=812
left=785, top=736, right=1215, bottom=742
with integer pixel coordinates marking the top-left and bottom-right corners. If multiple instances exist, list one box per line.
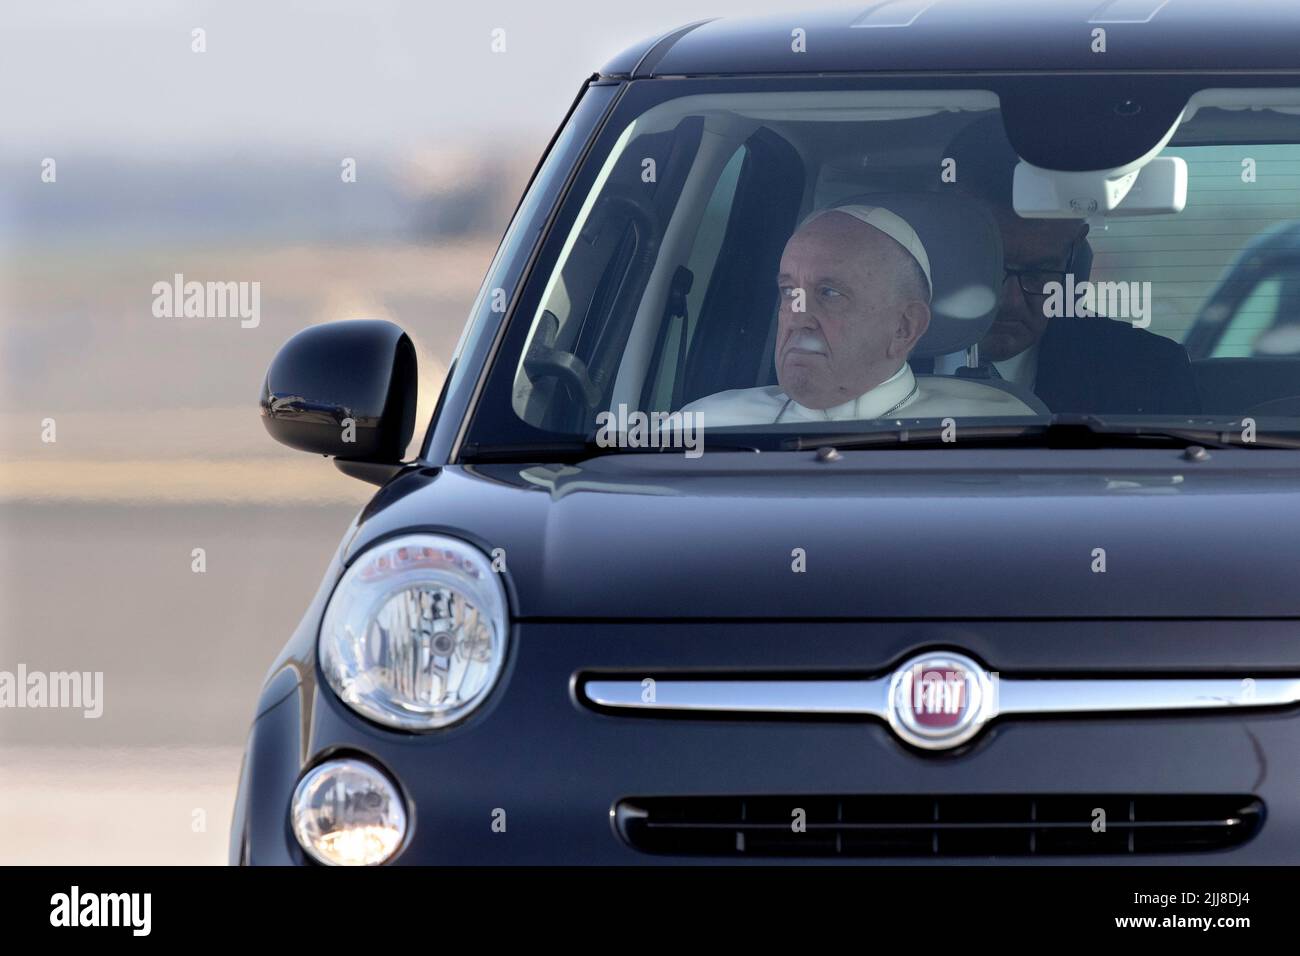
left=290, top=758, right=407, bottom=866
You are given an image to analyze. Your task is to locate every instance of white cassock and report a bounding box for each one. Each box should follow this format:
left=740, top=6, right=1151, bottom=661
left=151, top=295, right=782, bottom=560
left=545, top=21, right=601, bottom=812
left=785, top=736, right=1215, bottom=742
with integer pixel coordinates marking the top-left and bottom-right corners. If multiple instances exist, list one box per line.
left=680, top=363, right=1037, bottom=426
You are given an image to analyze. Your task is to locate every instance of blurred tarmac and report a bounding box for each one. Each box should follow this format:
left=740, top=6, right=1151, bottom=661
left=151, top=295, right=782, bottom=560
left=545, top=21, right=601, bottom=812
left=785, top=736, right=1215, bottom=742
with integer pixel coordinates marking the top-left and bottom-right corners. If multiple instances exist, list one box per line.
left=0, top=502, right=357, bottom=864
left=0, top=746, right=243, bottom=865
left=1, top=239, right=489, bottom=863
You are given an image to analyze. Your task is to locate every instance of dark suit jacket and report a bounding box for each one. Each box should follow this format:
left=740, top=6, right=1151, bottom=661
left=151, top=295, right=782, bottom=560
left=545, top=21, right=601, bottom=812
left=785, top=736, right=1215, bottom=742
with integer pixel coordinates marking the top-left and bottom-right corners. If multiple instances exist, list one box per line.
left=1034, top=316, right=1201, bottom=415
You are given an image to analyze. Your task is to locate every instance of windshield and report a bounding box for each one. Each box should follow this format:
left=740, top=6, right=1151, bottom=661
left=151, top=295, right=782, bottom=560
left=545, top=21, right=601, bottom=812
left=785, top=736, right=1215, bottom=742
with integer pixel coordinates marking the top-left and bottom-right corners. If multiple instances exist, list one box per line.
left=462, top=75, right=1300, bottom=458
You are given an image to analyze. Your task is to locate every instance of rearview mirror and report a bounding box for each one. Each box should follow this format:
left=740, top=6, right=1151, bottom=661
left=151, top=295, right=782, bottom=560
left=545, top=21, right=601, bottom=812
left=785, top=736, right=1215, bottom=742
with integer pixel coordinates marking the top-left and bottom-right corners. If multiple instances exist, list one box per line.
left=1013, top=156, right=1187, bottom=219
left=260, top=319, right=417, bottom=484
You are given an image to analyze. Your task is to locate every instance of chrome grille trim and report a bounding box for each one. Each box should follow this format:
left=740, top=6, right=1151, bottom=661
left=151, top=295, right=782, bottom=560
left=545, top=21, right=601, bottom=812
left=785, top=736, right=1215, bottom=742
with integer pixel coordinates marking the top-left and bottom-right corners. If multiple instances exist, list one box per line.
left=997, top=677, right=1300, bottom=714
left=585, top=678, right=893, bottom=714
left=582, top=676, right=1300, bottom=720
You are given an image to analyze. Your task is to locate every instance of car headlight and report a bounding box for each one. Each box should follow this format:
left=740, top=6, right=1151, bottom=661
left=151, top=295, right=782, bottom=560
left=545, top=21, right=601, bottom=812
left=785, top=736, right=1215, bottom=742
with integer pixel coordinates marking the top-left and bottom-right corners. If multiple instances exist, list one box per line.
left=291, top=757, right=407, bottom=865
left=320, top=534, right=509, bottom=730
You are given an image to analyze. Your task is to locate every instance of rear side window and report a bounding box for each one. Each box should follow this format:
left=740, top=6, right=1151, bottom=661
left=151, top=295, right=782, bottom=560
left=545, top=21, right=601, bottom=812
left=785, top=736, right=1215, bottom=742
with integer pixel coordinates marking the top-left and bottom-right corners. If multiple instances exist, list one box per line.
left=1213, top=277, right=1282, bottom=357
left=1089, top=144, right=1300, bottom=356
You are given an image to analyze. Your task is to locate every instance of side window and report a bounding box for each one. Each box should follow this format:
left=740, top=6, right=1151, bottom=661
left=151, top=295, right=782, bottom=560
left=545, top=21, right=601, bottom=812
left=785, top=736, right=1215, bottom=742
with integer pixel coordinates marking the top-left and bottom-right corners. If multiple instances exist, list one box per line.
left=513, top=117, right=705, bottom=430
left=679, top=129, right=806, bottom=405
left=1212, top=276, right=1282, bottom=357
left=1087, top=143, right=1300, bottom=345
left=645, top=146, right=747, bottom=410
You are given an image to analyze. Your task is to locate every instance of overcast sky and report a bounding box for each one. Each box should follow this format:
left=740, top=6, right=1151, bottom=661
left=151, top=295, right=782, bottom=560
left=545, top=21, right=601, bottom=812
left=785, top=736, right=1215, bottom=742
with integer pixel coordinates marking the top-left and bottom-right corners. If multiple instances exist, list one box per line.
left=0, top=0, right=808, bottom=155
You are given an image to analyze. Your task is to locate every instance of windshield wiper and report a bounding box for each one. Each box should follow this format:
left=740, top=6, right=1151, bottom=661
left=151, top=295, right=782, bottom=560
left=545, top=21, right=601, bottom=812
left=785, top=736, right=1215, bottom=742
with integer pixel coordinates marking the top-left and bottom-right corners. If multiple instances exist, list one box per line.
left=781, top=415, right=1300, bottom=451
left=460, top=439, right=762, bottom=462
left=1055, top=417, right=1300, bottom=450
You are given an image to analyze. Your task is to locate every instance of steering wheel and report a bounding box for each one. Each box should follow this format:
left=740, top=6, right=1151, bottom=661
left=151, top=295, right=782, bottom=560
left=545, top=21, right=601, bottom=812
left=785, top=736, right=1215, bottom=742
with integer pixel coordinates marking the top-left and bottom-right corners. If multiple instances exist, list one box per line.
left=523, top=339, right=601, bottom=409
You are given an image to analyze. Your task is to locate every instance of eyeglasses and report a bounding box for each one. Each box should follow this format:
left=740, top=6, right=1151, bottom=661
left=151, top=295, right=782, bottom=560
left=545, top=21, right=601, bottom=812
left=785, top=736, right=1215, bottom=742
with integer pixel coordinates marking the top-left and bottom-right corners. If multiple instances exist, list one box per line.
left=1004, top=234, right=1083, bottom=297
left=1004, top=267, right=1068, bottom=297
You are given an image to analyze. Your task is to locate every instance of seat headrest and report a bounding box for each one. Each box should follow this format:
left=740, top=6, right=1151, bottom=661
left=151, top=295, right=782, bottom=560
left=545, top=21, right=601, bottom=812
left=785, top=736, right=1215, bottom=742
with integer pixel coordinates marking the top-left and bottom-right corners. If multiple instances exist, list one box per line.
left=832, top=191, right=1004, bottom=358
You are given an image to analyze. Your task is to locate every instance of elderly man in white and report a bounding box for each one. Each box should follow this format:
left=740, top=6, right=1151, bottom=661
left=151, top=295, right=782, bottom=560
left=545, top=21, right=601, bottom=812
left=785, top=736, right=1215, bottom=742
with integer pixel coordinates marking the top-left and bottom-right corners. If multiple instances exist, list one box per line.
left=681, top=204, right=1036, bottom=425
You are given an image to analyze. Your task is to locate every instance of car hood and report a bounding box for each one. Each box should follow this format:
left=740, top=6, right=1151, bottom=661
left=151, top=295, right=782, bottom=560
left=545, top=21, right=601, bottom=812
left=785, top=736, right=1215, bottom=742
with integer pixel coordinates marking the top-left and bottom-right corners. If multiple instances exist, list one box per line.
left=346, top=449, right=1300, bottom=620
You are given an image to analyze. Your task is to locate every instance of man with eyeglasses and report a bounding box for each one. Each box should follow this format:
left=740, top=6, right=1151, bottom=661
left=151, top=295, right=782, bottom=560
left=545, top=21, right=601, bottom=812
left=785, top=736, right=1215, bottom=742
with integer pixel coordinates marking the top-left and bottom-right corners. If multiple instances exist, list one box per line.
left=947, top=118, right=1200, bottom=415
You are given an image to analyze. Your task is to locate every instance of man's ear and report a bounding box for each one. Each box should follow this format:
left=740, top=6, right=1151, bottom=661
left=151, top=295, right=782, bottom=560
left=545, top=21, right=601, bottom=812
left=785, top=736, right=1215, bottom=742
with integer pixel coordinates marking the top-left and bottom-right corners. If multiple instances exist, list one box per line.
left=893, top=300, right=931, bottom=358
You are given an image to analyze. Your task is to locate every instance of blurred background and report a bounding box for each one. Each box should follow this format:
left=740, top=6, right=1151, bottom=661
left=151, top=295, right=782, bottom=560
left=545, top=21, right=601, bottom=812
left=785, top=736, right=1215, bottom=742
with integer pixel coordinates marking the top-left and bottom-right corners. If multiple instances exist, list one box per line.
left=0, top=0, right=790, bottom=864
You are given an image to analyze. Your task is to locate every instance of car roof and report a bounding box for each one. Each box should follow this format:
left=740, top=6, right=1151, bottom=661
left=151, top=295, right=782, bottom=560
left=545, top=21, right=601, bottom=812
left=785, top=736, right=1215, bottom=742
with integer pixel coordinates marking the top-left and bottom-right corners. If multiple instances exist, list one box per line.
left=600, top=0, right=1300, bottom=78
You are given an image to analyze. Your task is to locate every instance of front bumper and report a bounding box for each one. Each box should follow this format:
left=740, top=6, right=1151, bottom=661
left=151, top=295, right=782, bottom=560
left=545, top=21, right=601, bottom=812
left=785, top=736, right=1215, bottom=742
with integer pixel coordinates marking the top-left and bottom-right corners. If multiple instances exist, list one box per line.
left=231, top=620, right=1300, bottom=864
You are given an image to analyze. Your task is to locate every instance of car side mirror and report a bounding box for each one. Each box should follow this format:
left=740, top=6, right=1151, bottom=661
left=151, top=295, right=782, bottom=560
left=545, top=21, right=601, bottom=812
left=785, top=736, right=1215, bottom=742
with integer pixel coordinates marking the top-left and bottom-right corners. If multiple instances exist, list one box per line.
left=260, top=319, right=418, bottom=485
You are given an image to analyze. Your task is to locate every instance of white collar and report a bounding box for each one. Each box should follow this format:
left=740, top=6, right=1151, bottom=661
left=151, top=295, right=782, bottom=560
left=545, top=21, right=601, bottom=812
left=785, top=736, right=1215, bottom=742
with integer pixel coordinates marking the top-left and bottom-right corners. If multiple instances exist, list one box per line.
left=992, top=343, right=1039, bottom=389
left=777, top=364, right=918, bottom=422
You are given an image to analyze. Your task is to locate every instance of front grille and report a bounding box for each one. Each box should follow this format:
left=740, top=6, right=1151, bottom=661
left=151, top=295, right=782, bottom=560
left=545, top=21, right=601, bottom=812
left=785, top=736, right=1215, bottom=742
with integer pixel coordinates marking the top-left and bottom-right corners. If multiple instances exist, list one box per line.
left=614, top=795, right=1263, bottom=857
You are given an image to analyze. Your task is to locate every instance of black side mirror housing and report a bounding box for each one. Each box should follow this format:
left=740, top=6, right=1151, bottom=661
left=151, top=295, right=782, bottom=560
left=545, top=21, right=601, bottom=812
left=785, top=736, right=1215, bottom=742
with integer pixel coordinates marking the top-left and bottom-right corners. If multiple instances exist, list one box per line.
left=260, top=319, right=418, bottom=484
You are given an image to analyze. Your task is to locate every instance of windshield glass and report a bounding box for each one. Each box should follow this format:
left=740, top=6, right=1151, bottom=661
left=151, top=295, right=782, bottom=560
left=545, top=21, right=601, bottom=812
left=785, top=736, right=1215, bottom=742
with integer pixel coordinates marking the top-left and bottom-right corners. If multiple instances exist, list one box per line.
left=463, top=76, right=1300, bottom=457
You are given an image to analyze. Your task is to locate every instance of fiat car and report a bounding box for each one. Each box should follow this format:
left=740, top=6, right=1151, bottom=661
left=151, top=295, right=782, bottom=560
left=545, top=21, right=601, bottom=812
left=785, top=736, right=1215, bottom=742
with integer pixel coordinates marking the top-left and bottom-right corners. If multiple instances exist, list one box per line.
left=231, top=1, right=1300, bottom=864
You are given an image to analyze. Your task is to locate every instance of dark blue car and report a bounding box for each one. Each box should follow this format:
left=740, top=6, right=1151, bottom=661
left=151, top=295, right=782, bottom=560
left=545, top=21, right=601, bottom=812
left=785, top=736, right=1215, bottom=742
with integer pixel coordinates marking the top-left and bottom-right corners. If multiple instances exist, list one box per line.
left=231, top=1, right=1300, bottom=864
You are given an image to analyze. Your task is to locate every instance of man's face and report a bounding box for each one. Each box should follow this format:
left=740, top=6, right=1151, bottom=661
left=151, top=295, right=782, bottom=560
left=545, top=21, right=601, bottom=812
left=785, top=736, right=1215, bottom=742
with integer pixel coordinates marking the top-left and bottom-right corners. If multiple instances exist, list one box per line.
left=980, top=209, right=1086, bottom=362
left=775, top=213, right=930, bottom=409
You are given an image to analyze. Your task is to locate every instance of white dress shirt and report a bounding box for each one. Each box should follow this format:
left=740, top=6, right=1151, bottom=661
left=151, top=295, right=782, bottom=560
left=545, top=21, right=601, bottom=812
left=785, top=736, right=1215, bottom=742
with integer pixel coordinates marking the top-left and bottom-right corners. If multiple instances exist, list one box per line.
left=992, top=343, right=1039, bottom=390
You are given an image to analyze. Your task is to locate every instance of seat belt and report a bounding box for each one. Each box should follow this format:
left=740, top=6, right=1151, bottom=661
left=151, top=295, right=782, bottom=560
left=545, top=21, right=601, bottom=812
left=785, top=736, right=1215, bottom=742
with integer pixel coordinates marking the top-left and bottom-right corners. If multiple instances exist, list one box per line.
left=666, top=265, right=695, bottom=410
